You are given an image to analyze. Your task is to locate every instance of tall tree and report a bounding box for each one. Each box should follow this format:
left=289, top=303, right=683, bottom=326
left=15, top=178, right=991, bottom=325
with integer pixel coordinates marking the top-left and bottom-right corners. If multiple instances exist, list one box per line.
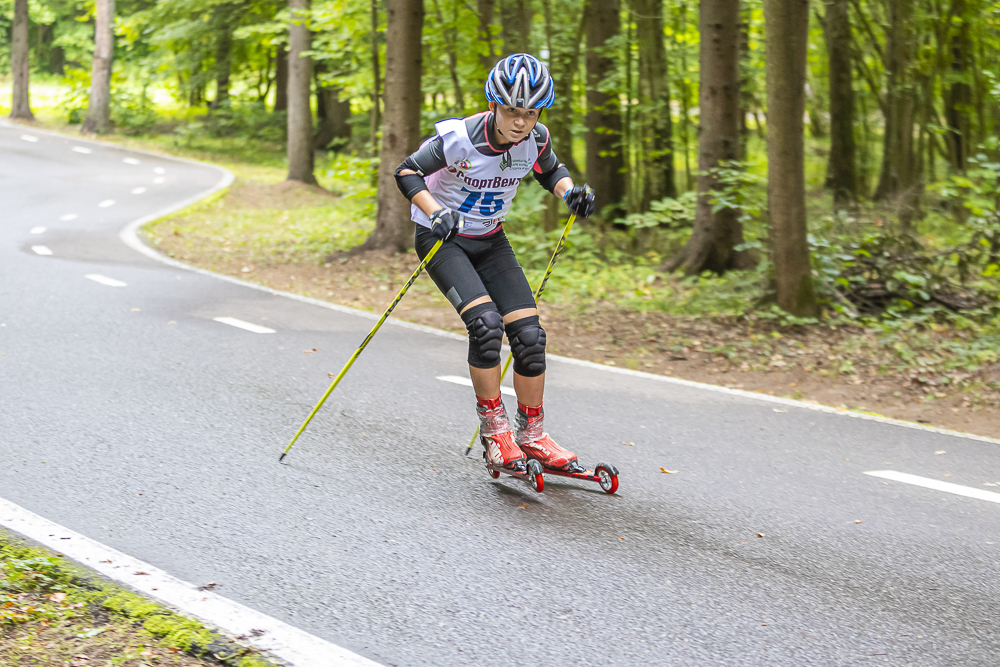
left=822, top=0, right=857, bottom=207
left=663, top=0, right=751, bottom=274
left=765, top=0, right=818, bottom=317
left=586, top=0, right=625, bottom=220
left=360, top=0, right=424, bottom=252
left=873, top=0, right=917, bottom=229
left=82, top=0, right=115, bottom=134
left=369, top=0, right=381, bottom=154
left=945, top=0, right=971, bottom=172
left=9, top=0, right=34, bottom=120
left=274, top=45, right=289, bottom=112
left=631, top=0, right=676, bottom=206
left=499, top=0, right=531, bottom=56
left=211, top=5, right=235, bottom=110
left=287, top=0, right=317, bottom=184
left=478, top=0, right=497, bottom=73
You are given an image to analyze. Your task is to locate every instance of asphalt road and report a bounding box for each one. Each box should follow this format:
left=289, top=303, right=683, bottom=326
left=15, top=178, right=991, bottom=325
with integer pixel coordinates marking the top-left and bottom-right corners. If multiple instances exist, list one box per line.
left=3, top=121, right=1000, bottom=666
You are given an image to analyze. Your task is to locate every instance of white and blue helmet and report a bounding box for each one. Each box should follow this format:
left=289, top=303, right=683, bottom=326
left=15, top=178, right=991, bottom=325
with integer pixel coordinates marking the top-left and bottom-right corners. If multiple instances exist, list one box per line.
left=484, top=54, right=555, bottom=110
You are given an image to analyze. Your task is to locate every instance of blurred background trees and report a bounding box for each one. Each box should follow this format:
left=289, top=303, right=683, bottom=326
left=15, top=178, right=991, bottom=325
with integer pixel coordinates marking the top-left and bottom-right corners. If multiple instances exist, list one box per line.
left=2, top=0, right=999, bottom=318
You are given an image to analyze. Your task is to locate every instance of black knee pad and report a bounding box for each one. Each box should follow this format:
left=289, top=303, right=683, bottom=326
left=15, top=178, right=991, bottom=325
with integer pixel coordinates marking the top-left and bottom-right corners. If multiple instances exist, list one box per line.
left=506, top=315, right=546, bottom=377
left=461, top=302, right=505, bottom=368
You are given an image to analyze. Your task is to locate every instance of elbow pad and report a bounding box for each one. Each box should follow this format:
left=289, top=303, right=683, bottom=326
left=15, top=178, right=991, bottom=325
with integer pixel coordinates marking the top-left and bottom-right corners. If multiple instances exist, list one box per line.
left=395, top=168, right=429, bottom=201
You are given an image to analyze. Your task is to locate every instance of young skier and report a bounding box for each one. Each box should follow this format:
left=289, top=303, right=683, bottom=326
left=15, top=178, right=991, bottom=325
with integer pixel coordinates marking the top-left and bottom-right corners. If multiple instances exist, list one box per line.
left=394, top=54, right=595, bottom=474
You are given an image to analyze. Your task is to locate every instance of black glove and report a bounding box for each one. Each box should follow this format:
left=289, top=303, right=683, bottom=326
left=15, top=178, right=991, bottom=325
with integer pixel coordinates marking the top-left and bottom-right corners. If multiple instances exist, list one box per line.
left=429, top=208, right=464, bottom=241
left=564, top=184, right=595, bottom=218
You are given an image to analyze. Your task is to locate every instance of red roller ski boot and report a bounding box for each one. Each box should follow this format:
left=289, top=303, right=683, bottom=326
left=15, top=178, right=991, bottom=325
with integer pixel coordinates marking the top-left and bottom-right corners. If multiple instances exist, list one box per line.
left=514, top=403, right=620, bottom=494
left=478, top=396, right=544, bottom=492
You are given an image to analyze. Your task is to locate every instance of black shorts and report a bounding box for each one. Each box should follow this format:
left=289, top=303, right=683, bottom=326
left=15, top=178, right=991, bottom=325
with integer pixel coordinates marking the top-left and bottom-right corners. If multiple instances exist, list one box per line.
left=414, top=225, right=535, bottom=315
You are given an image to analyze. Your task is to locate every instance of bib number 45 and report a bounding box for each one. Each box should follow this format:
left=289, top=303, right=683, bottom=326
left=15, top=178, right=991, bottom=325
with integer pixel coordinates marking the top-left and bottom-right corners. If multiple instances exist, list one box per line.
left=458, top=188, right=505, bottom=216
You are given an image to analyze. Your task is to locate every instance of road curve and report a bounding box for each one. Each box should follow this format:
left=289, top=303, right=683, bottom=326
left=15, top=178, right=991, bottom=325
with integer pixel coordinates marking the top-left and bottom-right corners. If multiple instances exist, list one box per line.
left=3, top=121, right=1000, bottom=666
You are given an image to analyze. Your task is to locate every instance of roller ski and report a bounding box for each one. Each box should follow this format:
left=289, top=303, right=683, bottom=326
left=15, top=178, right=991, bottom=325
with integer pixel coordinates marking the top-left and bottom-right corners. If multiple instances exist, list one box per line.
left=514, top=403, right=619, bottom=494
left=478, top=397, right=546, bottom=493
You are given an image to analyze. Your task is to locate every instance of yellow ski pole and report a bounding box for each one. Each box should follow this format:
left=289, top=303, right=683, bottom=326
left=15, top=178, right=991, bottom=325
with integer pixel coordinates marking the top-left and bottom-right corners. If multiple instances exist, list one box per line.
left=465, top=212, right=578, bottom=456
left=280, top=231, right=451, bottom=462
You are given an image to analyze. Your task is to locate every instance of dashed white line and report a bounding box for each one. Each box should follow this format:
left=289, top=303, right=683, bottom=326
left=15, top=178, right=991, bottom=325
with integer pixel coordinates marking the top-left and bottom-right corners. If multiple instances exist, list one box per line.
left=0, top=497, right=384, bottom=667
left=60, top=213, right=78, bottom=221
left=132, top=187, right=147, bottom=195
left=123, top=157, right=141, bottom=165
left=72, top=146, right=93, bottom=154
left=865, top=470, right=1000, bottom=505
left=213, top=317, right=275, bottom=334
left=98, top=199, right=116, bottom=208
left=154, top=167, right=166, bottom=174
left=437, top=375, right=516, bottom=397
left=153, top=177, right=166, bottom=184
left=20, top=134, right=38, bottom=142
left=85, top=274, right=127, bottom=287
left=30, top=226, right=46, bottom=235
left=31, top=245, right=53, bottom=256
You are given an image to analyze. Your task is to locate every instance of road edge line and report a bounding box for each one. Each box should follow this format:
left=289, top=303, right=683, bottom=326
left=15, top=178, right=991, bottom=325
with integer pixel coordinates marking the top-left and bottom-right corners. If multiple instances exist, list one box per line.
left=0, top=497, right=383, bottom=667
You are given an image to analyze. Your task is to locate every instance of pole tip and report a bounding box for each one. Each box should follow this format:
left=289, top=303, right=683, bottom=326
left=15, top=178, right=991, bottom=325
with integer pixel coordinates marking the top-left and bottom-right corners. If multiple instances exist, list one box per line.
left=279, top=452, right=287, bottom=462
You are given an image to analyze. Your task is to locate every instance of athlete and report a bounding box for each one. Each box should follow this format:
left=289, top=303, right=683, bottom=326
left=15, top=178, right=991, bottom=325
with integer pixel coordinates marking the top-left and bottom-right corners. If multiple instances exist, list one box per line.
left=394, top=54, right=596, bottom=474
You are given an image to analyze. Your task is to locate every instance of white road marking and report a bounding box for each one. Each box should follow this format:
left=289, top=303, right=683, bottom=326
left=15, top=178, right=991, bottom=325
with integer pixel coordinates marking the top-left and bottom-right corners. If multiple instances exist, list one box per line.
left=865, top=470, right=1000, bottom=505
left=20, top=134, right=39, bottom=142
left=153, top=176, right=166, bottom=184
left=31, top=245, right=53, bottom=256
left=72, top=146, right=92, bottom=154
left=123, top=157, right=141, bottom=165
left=98, top=199, right=115, bottom=208
left=154, top=167, right=166, bottom=174
left=437, top=375, right=516, bottom=397
left=60, top=213, right=78, bottom=221
left=213, top=317, right=275, bottom=334
left=132, top=187, right=147, bottom=194
left=30, top=226, right=46, bottom=234
left=0, top=497, right=383, bottom=667
left=85, top=274, right=127, bottom=287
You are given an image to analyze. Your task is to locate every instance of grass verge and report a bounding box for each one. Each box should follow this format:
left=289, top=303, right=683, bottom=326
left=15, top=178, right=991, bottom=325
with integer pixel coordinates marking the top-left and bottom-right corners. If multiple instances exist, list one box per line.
left=0, top=531, right=274, bottom=667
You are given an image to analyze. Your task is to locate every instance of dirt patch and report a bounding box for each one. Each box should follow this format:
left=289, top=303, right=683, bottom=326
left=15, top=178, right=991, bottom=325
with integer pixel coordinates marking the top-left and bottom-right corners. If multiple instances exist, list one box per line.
left=226, top=180, right=336, bottom=211
left=149, top=232, right=1000, bottom=441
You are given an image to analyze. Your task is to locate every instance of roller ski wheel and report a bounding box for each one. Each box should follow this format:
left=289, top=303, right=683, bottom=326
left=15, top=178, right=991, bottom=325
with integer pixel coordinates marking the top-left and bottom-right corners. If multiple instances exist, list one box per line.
left=483, top=452, right=545, bottom=493
left=540, top=461, right=620, bottom=495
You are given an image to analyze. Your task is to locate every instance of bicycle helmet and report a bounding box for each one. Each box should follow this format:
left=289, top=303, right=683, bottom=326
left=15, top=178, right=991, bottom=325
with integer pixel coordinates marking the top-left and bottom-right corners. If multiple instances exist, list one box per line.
left=484, top=54, right=555, bottom=109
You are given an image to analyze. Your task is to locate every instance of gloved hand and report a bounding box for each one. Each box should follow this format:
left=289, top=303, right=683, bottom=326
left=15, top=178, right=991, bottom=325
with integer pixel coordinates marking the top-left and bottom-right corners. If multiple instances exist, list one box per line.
left=563, top=184, right=595, bottom=218
left=429, top=208, right=464, bottom=241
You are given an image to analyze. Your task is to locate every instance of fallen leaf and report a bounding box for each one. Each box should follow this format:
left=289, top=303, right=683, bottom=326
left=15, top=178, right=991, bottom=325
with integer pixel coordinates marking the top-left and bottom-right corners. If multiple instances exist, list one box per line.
left=773, top=408, right=787, bottom=413
left=755, top=533, right=765, bottom=538
left=855, top=520, right=863, bottom=524
left=945, top=473, right=952, bottom=477
left=518, top=503, right=529, bottom=509
left=50, top=592, right=67, bottom=603
left=934, top=450, right=946, bottom=455
left=660, top=467, right=678, bottom=474
left=303, top=348, right=318, bottom=353
left=619, top=537, right=625, bottom=540
left=131, top=308, right=140, bottom=312
left=788, top=382, right=797, bottom=387
left=133, top=571, right=149, bottom=576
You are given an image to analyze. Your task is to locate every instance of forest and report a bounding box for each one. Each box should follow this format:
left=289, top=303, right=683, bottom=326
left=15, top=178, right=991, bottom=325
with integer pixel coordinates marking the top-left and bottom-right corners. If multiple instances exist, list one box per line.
left=3, top=0, right=1000, bottom=432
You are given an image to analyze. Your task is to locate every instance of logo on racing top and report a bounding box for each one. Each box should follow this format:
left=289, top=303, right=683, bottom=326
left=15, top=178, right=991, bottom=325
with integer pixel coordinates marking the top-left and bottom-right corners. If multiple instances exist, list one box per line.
left=499, top=152, right=533, bottom=172
left=455, top=159, right=472, bottom=170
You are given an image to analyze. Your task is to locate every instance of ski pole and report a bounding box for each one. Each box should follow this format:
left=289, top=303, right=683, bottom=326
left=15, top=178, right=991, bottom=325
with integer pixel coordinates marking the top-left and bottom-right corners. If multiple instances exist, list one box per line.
left=280, top=230, right=453, bottom=462
left=465, top=212, right=578, bottom=456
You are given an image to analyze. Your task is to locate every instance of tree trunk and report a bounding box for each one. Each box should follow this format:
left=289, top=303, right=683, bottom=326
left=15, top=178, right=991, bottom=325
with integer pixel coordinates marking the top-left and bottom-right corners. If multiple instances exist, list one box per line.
left=823, top=0, right=857, bottom=208
left=873, top=0, right=918, bottom=230
left=274, top=45, right=289, bottom=112
left=478, top=0, right=497, bottom=73
left=370, top=0, right=382, bottom=154
left=315, top=74, right=351, bottom=151
left=359, top=0, right=424, bottom=252
left=211, top=12, right=233, bottom=111
left=82, top=0, right=115, bottom=134
left=945, top=0, right=971, bottom=172
left=499, top=0, right=531, bottom=56
left=9, top=0, right=33, bottom=120
left=586, top=0, right=625, bottom=220
left=287, top=0, right=317, bottom=185
left=632, top=0, right=676, bottom=207
left=662, top=0, right=751, bottom=274
left=765, top=0, right=818, bottom=318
